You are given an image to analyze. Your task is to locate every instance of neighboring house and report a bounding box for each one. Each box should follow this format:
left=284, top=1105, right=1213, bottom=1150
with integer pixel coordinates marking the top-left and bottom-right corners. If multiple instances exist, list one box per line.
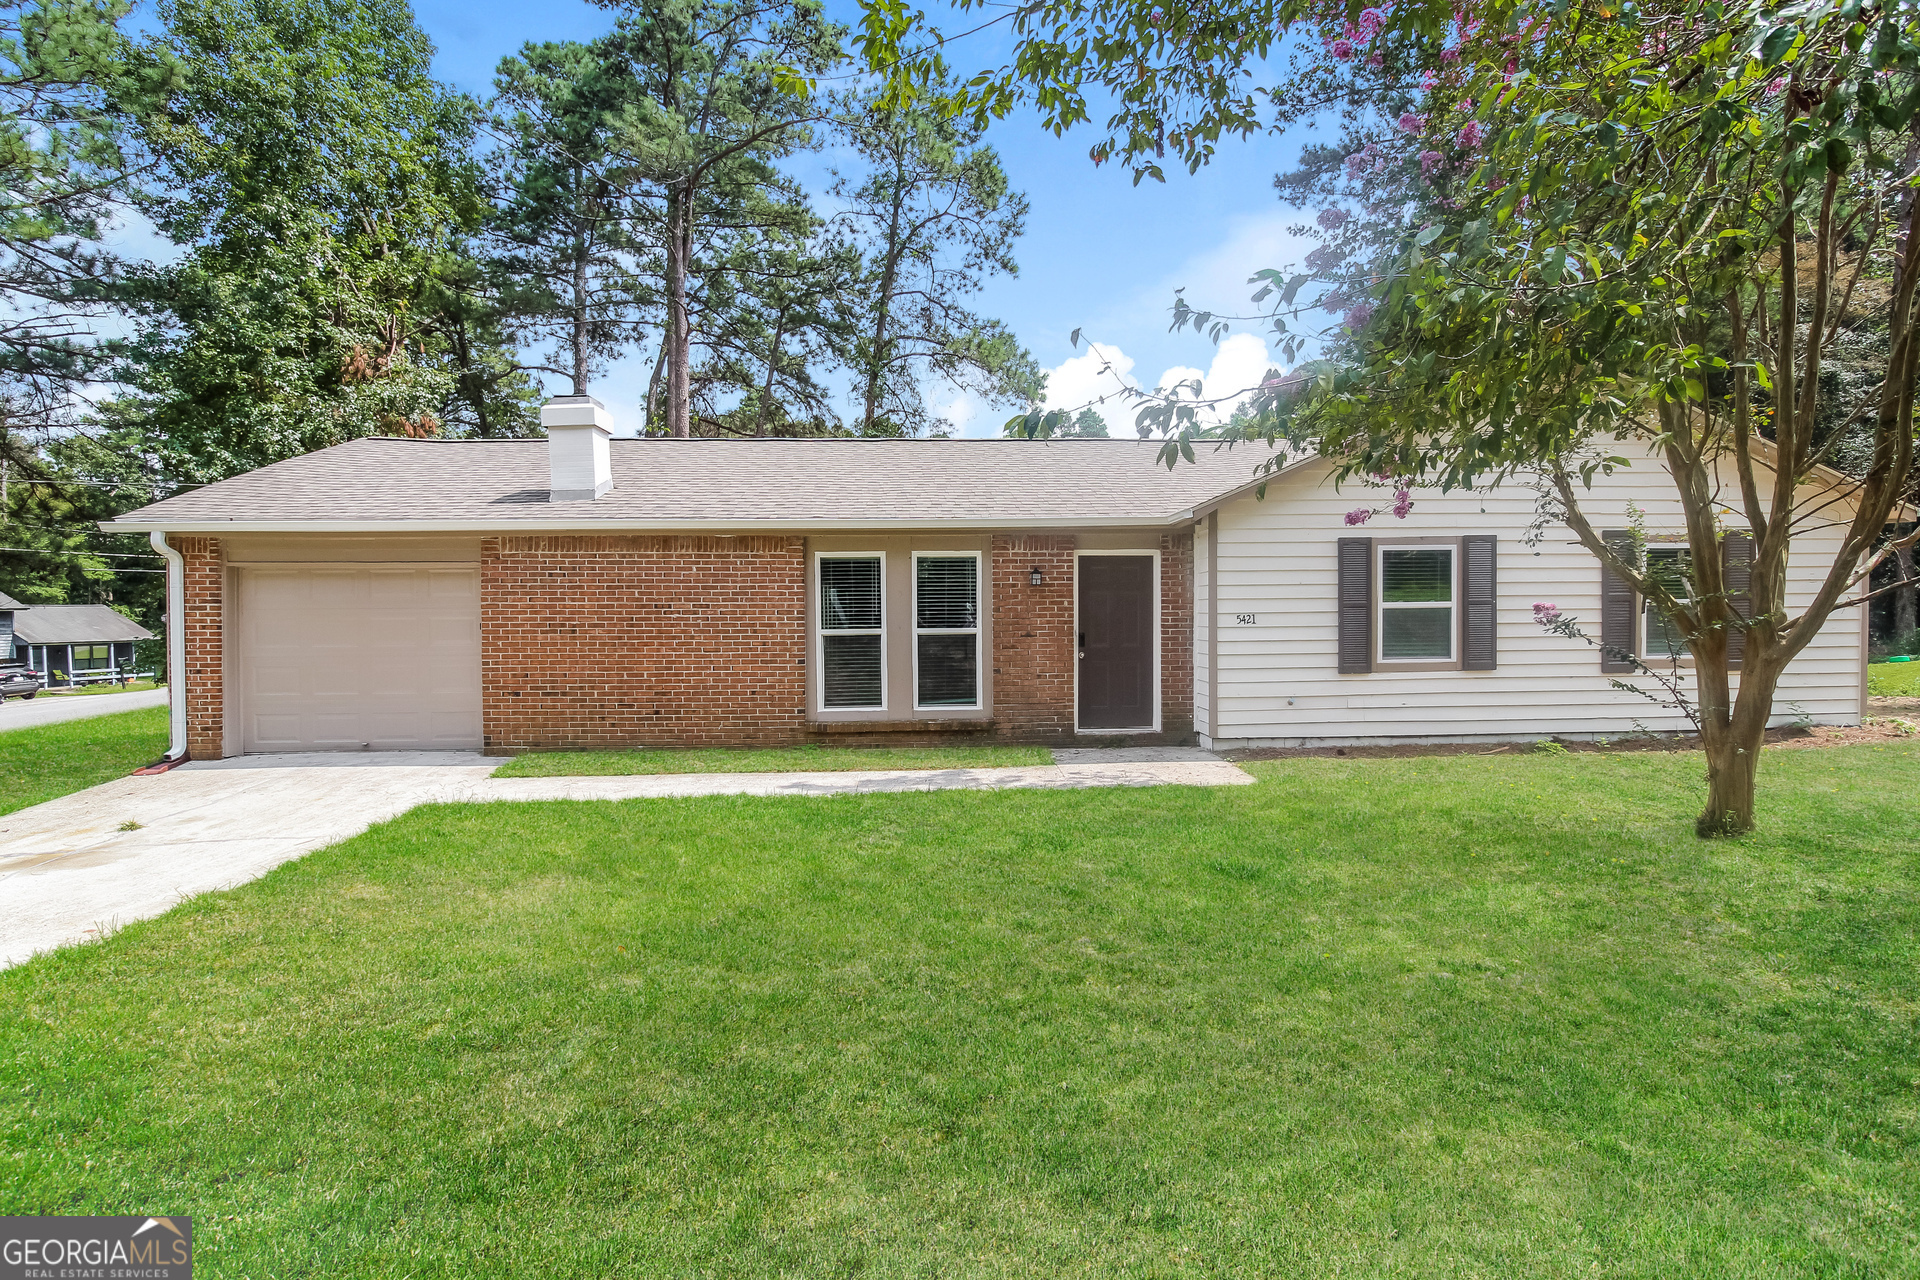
left=11, top=604, right=152, bottom=686
left=0, top=591, right=21, bottom=665
left=102, top=394, right=1868, bottom=759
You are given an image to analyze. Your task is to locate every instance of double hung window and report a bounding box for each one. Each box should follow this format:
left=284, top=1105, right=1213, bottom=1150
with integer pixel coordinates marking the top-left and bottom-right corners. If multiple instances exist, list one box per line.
left=914, top=554, right=979, bottom=708
left=1643, top=546, right=1693, bottom=660
left=819, top=555, right=884, bottom=709
left=1378, top=545, right=1455, bottom=662
left=70, top=644, right=111, bottom=672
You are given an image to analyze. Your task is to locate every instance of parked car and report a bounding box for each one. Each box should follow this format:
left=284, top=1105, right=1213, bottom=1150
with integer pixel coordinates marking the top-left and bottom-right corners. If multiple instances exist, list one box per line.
left=0, top=665, right=42, bottom=702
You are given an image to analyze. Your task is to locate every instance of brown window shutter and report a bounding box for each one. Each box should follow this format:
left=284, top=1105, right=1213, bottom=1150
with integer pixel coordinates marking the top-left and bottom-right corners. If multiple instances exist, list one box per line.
left=1337, top=537, right=1372, bottom=674
left=1721, top=531, right=1754, bottom=670
left=1600, top=529, right=1638, bottom=673
left=1462, top=535, right=1498, bottom=670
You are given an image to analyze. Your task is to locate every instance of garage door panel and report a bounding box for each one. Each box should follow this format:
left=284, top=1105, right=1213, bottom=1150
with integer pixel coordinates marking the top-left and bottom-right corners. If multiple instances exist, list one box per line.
left=239, top=566, right=481, bottom=753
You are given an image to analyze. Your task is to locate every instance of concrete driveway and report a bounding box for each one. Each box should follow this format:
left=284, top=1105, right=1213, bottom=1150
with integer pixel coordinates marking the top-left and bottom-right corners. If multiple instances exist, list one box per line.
left=0, top=686, right=170, bottom=732
left=0, top=750, right=1252, bottom=969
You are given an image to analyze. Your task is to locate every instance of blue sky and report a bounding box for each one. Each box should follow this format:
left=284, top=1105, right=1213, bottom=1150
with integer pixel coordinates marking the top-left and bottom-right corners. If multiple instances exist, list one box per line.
left=415, top=0, right=1318, bottom=436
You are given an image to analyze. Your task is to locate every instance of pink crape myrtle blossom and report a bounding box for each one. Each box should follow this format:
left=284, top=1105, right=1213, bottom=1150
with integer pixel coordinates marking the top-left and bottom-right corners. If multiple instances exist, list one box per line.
left=1391, top=489, right=1414, bottom=518
left=1456, top=120, right=1484, bottom=149
left=1766, top=76, right=1787, bottom=94
left=1330, top=36, right=1355, bottom=59
left=1343, top=142, right=1382, bottom=178
left=1356, top=7, right=1386, bottom=40
left=1419, top=149, right=1444, bottom=176
left=1397, top=110, right=1425, bottom=134
left=1317, top=206, right=1350, bottom=229
left=1343, top=300, right=1375, bottom=329
left=1441, top=44, right=1461, bottom=62
left=1420, top=68, right=1441, bottom=90
left=1344, top=508, right=1373, bottom=525
left=1532, top=602, right=1562, bottom=625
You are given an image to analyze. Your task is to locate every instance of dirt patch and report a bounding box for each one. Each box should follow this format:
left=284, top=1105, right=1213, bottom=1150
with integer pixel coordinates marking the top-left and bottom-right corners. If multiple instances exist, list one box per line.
left=1225, top=716, right=1919, bottom=763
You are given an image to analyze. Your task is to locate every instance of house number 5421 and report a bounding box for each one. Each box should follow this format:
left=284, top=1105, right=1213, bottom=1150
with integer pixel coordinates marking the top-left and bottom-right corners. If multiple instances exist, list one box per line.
left=1234, top=613, right=1257, bottom=625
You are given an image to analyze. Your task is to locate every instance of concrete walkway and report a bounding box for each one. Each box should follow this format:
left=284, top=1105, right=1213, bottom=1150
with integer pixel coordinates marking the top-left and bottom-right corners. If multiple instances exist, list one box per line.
left=0, top=750, right=1252, bottom=969
left=0, top=686, right=169, bottom=732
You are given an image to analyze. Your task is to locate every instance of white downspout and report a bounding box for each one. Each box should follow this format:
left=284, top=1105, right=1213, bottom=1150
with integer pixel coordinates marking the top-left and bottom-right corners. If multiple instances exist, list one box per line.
left=150, top=531, right=188, bottom=761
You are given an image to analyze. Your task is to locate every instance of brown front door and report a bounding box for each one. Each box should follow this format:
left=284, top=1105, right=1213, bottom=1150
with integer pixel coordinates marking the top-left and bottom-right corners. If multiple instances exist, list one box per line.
left=1078, top=555, right=1155, bottom=730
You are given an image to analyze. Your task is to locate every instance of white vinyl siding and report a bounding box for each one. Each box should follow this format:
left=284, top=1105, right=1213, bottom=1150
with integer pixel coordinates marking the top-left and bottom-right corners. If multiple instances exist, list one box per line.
left=1202, top=448, right=1865, bottom=748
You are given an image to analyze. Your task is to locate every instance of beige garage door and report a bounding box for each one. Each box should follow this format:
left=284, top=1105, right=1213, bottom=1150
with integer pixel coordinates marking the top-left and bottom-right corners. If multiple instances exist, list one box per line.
left=237, top=566, right=482, bottom=752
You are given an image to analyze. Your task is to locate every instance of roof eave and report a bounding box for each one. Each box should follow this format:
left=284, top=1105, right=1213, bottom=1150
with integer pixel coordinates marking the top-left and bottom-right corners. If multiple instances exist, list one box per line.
left=103, top=513, right=1205, bottom=535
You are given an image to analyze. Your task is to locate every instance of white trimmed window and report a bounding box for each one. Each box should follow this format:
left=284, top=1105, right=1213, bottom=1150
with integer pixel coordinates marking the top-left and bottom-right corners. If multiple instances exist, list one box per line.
left=1377, top=544, right=1455, bottom=662
left=914, top=553, right=979, bottom=708
left=1643, top=546, right=1693, bottom=660
left=818, top=553, right=884, bottom=709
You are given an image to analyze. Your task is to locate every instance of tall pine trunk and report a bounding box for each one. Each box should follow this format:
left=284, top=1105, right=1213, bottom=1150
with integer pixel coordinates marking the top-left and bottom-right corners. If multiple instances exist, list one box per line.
left=860, top=174, right=907, bottom=435
left=569, top=167, right=590, bottom=395
left=665, top=183, right=693, bottom=438
left=570, top=235, right=589, bottom=394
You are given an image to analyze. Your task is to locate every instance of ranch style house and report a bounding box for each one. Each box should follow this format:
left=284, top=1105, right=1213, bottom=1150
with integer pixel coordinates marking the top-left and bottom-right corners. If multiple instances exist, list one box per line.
left=102, top=394, right=1868, bottom=760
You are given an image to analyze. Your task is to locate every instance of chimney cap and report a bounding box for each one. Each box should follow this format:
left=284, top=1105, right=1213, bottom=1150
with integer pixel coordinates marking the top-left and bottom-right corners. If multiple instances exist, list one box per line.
left=541, top=394, right=613, bottom=432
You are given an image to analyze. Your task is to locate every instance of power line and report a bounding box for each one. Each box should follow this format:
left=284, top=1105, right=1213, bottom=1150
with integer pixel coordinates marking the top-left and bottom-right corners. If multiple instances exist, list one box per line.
left=0, top=546, right=161, bottom=559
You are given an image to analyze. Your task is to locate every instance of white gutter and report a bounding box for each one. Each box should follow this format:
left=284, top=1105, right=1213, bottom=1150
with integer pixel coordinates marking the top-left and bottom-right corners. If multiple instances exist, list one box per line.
left=101, top=514, right=1206, bottom=535
left=149, top=531, right=188, bottom=762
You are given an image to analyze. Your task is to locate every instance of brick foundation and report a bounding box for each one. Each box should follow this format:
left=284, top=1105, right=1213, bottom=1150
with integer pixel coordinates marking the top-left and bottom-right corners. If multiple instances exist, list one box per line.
left=176, top=536, right=225, bottom=760
left=482, top=535, right=809, bottom=751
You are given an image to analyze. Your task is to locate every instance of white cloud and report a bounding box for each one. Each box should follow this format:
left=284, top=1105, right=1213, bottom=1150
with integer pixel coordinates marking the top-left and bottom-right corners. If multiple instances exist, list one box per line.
left=1040, top=341, right=1139, bottom=413
left=1155, top=332, right=1280, bottom=424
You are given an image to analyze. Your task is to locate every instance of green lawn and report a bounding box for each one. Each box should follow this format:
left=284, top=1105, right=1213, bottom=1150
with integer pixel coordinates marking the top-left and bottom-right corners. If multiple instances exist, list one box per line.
left=493, top=742, right=1053, bottom=776
left=39, top=678, right=162, bottom=697
left=4, top=746, right=1918, bottom=1275
left=1868, top=659, right=1920, bottom=696
left=0, top=704, right=169, bottom=816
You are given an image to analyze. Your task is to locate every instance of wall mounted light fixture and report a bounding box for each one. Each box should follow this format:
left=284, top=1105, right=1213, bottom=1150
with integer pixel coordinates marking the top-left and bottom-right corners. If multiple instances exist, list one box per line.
left=1029, top=566, right=1043, bottom=586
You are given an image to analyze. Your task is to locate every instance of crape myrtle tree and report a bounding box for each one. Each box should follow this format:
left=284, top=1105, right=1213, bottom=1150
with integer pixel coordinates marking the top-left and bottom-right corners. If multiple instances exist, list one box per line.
left=1263, top=0, right=1920, bottom=836
left=833, top=80, right=1044, bottom=436
left=863, top=0, right=1920, bottom=836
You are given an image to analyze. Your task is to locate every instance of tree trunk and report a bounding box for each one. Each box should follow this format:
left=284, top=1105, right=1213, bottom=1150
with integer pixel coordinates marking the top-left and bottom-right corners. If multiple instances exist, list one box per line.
left=755, top=305, right=789, bottom=437
left=1697, top=687, right=1769, bottom=837
left=665, top=183, right=693, bottom=439
left=570, top=171, right=590, bottom=395
left=1896, top=536, right=1918, bottom=639
left=645, top=342, right=668, bottom=436
left=861, top=176, right=908, bottom=435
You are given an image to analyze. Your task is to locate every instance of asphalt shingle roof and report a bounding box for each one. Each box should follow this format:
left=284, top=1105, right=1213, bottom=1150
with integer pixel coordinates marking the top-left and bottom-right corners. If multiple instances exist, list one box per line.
left=105, top=436, right=1286, bottom=530
left=12, top=604, right=152, bottom=645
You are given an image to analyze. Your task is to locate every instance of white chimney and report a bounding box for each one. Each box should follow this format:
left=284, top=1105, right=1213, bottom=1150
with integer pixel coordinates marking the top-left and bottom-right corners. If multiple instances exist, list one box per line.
left=542, top=394, right=614, bottom=501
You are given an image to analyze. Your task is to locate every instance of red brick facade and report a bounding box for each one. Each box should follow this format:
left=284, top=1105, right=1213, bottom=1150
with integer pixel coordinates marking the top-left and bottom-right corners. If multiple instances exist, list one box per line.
left=481, top=535, right=809, bottom=752
left=176, top=536, right=226, bottom=760
left=991, top=534, right=1079, bottom=741
left=1159, top=529, right=1195, bottom=741
left=177, top=529, right=1197, bottom=757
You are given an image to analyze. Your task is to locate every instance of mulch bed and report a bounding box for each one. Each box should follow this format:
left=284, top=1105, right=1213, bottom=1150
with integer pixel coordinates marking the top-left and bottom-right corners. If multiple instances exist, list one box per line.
left=1224, top=703, right=1919, bottom=762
